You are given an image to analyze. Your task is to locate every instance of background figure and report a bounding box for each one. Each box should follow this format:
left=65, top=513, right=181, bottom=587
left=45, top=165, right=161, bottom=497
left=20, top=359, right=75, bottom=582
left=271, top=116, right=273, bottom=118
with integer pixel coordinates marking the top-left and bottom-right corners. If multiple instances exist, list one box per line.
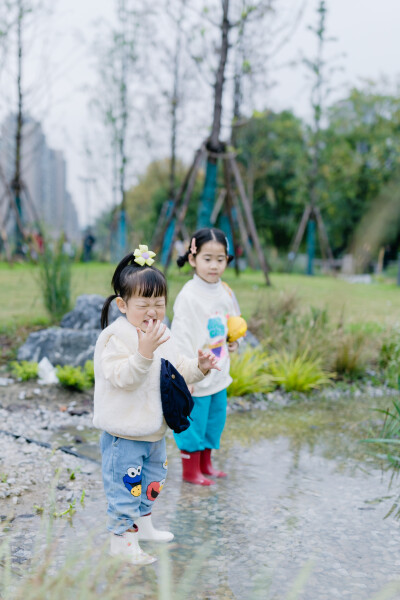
left=83, top=229, right=96, bottom=262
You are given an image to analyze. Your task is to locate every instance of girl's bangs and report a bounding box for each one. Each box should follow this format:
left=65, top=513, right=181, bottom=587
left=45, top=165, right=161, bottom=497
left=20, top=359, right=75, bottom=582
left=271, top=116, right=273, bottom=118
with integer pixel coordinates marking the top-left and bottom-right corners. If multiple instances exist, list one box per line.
left=132, top=269, right=168, bottom=299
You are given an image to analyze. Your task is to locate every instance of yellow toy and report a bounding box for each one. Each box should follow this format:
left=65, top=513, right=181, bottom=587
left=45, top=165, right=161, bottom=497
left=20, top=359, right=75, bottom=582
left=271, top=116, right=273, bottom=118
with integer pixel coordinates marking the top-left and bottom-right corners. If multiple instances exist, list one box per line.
left=227, top=315, right=247, bottom=343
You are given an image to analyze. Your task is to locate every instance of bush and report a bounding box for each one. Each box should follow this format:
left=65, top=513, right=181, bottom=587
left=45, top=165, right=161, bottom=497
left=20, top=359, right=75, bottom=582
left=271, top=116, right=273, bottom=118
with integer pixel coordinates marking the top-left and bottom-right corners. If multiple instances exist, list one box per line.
left=37, top=235, right=72, bottom=321
left=228, top=348, right=275, bottom=397
left=56, top=361, right=94, bottom=391
left=248, top=293, right=383, bottom=381
left=267, top=351, right=333, bottom=392
left=379, top=327, right=400, bottom=388
left=10, top=360, right=38, bottom=381
left=332, top=331, right=370, bottom=379
left=228, top=347, right=332, bottom=396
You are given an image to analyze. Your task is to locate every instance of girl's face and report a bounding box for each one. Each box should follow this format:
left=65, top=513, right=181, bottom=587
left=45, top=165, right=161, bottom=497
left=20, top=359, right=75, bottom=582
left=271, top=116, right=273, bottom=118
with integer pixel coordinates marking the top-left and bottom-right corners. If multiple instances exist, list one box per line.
left=189, top=240, right=228, bottom=284
left=116, top=294, right=166, bottom=331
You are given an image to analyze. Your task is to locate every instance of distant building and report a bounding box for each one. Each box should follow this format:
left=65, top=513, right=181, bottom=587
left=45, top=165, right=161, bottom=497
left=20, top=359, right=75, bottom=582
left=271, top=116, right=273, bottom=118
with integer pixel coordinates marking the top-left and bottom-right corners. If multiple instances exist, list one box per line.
left=0, top=114, right=80, bottom=242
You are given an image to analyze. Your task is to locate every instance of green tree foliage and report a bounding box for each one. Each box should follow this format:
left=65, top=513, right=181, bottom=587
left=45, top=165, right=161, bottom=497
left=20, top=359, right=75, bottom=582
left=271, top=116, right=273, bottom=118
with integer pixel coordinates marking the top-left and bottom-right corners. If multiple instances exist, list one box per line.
left=235, top=86, right=400, bottom=256
left=320, top=86, right=400, bottom=252
left=235, top=109, right=309, bottom=249
left=124, top=158, right=203, bottom=247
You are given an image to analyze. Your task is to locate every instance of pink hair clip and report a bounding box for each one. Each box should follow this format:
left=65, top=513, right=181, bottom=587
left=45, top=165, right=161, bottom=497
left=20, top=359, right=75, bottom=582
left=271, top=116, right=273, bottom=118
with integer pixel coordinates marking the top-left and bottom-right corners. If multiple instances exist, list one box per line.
left=190, top=237, right=197, bottom=255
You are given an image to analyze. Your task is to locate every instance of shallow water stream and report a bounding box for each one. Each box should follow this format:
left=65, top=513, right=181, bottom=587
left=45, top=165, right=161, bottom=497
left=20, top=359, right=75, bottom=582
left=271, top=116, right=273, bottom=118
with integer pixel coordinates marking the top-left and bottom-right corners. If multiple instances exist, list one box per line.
left=2, top=393, right=400, bottom=599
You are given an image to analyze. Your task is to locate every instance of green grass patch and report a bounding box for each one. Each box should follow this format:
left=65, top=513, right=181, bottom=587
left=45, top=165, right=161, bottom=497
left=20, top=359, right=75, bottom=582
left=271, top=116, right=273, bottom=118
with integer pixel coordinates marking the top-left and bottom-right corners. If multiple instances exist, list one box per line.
left=56, top=361, right=94, bottom=391
left=2, top=262, right=400, bottom=328
left=268, top=351, right=332, bottom=392
left=9, top=360, right=38, bottom=381
left=228, top=348, right=275, bottom=396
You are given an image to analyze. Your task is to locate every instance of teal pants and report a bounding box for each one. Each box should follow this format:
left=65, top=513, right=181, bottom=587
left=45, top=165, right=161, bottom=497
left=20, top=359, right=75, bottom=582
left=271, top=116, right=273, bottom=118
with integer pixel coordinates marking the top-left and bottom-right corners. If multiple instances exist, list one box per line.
left=173, top=389, right=227, bottom=453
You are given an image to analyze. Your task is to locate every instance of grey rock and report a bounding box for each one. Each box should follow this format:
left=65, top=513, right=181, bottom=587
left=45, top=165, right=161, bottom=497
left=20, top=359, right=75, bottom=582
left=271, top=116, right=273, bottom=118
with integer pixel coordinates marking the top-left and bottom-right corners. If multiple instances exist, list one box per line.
left=17, top=294, right=173, bottom=368
left=60, top=294, right=120, bottom=330
left=17, top=327, right=99, bottom=367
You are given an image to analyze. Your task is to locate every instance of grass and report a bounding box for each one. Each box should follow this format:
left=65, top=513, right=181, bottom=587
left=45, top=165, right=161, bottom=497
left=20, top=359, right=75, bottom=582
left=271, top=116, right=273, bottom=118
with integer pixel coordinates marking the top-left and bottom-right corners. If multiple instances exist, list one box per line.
left=1, top=261, right=400, bottom=372
left=2, top=261, right=400, bottom=328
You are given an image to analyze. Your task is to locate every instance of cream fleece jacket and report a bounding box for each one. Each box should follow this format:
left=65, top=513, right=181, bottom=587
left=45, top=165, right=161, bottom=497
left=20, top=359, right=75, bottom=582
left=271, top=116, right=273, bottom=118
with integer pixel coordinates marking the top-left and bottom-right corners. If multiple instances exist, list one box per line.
left=171, top=274, right=240, bottom=397
left=93, top=316, right=205, bottom=441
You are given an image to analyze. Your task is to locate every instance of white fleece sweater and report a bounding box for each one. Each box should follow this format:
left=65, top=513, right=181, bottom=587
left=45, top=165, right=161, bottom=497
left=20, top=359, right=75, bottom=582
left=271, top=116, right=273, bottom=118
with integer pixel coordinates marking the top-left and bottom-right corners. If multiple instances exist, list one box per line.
left=171, top=274, right=240, bottom=397
left=93, top=316, right=205, bottom=441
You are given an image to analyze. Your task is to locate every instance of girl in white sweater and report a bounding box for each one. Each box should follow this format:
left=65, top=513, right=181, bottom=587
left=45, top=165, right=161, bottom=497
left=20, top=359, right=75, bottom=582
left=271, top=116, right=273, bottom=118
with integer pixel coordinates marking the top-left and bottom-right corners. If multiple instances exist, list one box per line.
left=93, top=246, right=220, bottom=565
left=171, top=228, right=241, bottom=486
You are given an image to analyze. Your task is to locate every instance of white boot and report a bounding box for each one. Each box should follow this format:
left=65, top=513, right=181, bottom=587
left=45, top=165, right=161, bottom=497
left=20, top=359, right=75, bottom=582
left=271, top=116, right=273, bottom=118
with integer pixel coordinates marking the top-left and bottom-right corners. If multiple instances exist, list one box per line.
left=137, top=514, right=174, bottom=542
left=110, top=530, right=156, bottom=565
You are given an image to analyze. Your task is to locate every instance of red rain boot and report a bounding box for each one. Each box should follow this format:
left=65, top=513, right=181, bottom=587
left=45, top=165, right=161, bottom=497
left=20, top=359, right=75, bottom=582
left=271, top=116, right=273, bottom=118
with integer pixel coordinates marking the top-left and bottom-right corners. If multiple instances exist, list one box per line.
left=200, top=448, right=227, bottom=478
left=181, top=451, right=215, bottom=486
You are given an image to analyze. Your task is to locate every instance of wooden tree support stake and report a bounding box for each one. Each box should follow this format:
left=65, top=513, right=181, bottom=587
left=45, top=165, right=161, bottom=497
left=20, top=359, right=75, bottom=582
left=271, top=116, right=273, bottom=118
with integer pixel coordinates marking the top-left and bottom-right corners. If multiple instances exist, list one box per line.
left=229, top=156, right=271, bottom=285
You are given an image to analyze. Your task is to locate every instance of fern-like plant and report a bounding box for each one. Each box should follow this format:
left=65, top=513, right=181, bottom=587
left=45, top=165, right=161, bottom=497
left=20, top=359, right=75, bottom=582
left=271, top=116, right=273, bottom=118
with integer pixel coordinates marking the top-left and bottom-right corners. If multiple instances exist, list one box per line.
left=228, top=348, right=275, bottom=397
left=268, top=351, right=332, bottom=393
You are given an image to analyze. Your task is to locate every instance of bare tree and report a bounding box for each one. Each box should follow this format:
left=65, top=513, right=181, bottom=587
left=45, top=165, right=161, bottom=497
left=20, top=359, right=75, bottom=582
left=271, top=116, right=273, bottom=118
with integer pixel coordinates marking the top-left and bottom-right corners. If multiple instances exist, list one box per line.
left=0, top=0, right=72, bottom=255
left=91, top=0, right=143, bottom=258
left=289, top=0, right=341, bottom=273
left=190, top=0, right=276, bottom=228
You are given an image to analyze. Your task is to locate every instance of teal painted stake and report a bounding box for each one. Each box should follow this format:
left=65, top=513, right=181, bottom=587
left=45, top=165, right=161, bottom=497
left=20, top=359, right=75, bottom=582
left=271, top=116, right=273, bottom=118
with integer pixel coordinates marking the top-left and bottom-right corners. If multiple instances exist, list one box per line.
left=397, top=252, right=400, bottom=286
left=218, top=212, right=235, bottom=265
left=161, top=201, right=175, bottom=266
left=117, top=209, right=126, bottom=260
left=306, top=219, right=315, bottom=276
left=197, top=160, right=217, bottom=228
left=15, top=194, right=23, bottom=254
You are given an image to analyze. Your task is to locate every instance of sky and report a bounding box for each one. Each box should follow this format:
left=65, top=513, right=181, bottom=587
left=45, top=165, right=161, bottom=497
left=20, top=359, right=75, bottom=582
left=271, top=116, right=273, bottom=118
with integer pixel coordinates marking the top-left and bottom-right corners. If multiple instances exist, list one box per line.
left=2, top=0, right=400, bottom=228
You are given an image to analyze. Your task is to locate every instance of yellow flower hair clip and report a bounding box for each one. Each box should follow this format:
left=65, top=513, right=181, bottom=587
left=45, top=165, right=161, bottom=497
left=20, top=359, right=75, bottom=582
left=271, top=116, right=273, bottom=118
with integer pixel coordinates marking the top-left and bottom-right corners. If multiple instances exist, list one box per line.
left=133, top=245, right=156, bottom=266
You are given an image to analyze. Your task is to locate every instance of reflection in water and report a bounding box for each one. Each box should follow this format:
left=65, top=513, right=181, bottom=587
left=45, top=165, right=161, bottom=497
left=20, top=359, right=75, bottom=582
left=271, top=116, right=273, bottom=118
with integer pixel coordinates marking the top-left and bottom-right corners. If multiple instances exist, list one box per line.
left=6, top=394, right=400, bottom=599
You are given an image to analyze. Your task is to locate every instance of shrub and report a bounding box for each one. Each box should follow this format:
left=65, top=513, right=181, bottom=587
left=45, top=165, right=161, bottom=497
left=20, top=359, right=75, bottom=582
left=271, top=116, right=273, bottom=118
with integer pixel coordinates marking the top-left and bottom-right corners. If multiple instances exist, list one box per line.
left=332, top=331, right=370, bottom=379
left=10, top=360, right=38, bottom=381
left=228, top=348, right=275, bottom=397
left=37, top=235, right=72, bottom=321
left=250, top=297, right=336, bottom=369
left=83, top=360, right=95, bottom=387
left=379, top=327, right=400, bottom=388
left=56, top=361, right=94, bottom=391
left=267, top=351, right=333, bottom=393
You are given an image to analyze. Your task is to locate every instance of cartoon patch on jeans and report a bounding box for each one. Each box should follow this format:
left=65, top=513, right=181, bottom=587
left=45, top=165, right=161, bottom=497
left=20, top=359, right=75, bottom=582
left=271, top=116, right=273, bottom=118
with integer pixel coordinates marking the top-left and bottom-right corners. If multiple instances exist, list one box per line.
left=207, top=314, right=227, bottom=360
left=146, top=478, right=165, bottom=501
left=123, top=466, right=142, bottom=497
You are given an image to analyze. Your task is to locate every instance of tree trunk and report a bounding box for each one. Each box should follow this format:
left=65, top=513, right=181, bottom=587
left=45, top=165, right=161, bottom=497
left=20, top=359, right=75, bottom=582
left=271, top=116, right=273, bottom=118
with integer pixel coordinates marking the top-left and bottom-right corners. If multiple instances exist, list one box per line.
left=197, top=0, right=230, bottom=229
left=12, top=0, right=24, bottom=253
left=117, top=0, right=128, bottom=257
left=209, top=0, right=230, bottom=151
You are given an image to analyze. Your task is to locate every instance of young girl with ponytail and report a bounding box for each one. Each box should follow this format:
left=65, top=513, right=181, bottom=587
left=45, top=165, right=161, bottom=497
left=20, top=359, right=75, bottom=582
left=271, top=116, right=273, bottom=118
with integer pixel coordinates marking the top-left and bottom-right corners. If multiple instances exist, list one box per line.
left=93, top=246, right=220, bottom=565
left=171, top=228, right=241, bottom=486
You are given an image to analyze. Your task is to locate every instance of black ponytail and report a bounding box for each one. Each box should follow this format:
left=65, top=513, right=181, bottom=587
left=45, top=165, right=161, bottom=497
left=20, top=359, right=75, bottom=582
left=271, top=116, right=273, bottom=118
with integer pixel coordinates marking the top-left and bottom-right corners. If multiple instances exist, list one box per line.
left=177, top=250, right=190, bottom=267
left=101, top=252, right=168, bottom=329
left=176, top=227, right=234, bottom=267
left=101, top=294, right=118, bottom=329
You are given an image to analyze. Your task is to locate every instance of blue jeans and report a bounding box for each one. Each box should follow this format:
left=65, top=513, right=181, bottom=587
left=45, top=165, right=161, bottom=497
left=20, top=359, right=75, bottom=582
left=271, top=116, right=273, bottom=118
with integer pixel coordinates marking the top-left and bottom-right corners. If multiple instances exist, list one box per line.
left=100, top=432, right=168, bottom=535
left=173, top=388, right=227, bottom=453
